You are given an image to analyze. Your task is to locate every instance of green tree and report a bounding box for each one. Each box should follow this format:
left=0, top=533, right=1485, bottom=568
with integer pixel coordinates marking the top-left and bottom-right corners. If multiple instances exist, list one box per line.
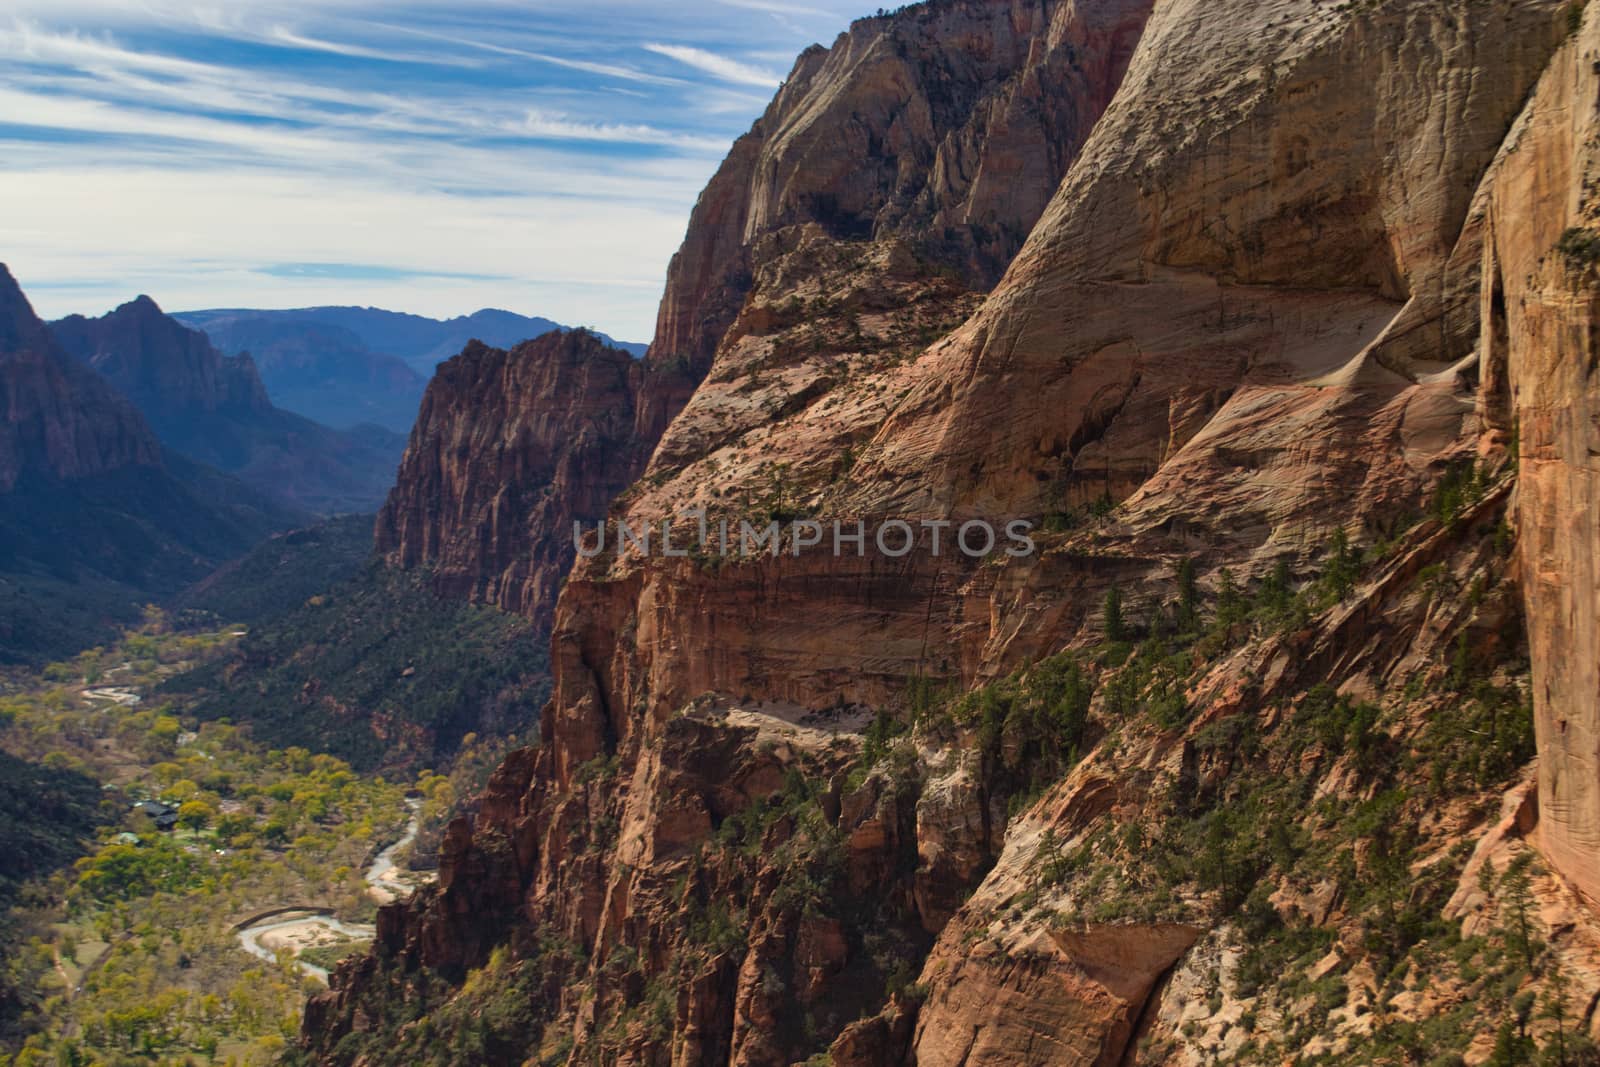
left=1215, top=568, right=1247, bottom=632
left=1258, top=559, right=1294, bottom=617
left=1542, top=961, right=1572, bottom=1067
left=1174, top=557, right=1200, bottom=632
left=1502, top=854, right=1539, bottom=973
left=177, top=800, right=214, bottom=832
left=1325, top=527, right=1359, bottom=599
left=1104, top=585, right=1127, bottom=644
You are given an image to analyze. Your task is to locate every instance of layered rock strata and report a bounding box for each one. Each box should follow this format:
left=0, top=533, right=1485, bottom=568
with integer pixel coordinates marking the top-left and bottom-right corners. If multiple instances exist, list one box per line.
left=304, top=1, right=1600, bottom=1064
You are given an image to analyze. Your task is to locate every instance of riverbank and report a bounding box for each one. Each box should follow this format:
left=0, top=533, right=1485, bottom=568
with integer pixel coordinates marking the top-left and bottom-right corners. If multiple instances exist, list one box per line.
left=232, top=797, right=434, bottom=982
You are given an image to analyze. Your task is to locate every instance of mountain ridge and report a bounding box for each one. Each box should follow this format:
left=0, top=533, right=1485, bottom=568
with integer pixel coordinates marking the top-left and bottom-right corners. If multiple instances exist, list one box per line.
left=51, top=297, right=405, bottom=515
left=266, top=1, right=1600, bottom=1063
left=177, top=305, right=649, bottom=374
left=0, top=264, right=298, bottom=664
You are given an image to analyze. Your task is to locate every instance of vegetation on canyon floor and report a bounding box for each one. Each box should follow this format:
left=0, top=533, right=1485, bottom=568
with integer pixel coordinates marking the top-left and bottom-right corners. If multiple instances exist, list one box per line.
left=168, top=566, right=548, bottom=771
left=0, top=618, right=448, bottom=1067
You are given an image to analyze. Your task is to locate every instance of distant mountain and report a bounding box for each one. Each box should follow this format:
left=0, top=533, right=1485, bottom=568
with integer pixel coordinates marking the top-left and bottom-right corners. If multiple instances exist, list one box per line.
left=166, top=314, right=426, bottom=433
left=176, top=306, right=649, bottom=381
left=0, top=264, right=298, bottom=664
left=51, top=299, right=406, bottom=515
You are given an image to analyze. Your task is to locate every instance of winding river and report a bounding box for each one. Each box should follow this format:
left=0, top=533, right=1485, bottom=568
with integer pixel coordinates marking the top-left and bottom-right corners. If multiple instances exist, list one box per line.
left=234, top=798, right=430, bottom=982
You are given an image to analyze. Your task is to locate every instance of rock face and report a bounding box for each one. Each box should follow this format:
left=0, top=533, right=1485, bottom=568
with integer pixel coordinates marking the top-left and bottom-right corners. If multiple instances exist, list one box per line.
left=649, top=0, right=1155, bottom=382
left=1473, top=8, right=1600, bottom=910
left=303, top=1, right=1600, bottom=1065
left=375, top=331, right=646, bottom=624
left=52, top=296, right=270, bottom=418
left=542, top=0, right=1566, bottom=780
left=378, top=0, right=1151, bottom=638
left=51, top=297, right=405, bottom=515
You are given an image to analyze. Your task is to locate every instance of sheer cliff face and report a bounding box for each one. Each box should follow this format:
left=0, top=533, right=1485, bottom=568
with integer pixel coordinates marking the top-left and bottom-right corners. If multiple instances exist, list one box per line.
left=845, top=0, right=1566, bottom=522
left=375, top=331, right=644, bottom=624
left=552, top=0, right=1566, bottom=767
left=1473, top=10, right=1600, bottom=910
left=0, top=266, right=162, bottom=492
left=310, top=1, right=1600, bottom=1065
left=648, top=0, right=1154, bottom=380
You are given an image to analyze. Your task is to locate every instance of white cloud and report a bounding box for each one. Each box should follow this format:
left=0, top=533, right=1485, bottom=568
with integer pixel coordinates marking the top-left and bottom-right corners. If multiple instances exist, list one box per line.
left=1, top=23, right=177, bottom=73
left=0, top=2, right=866, bottom=338
left=0, top=166, right=695, bottom=338
left=264, top=24, right=481, bottom=65
left=714, top=0, right=835, bottom=16
left=519, top=109, right=727, bottom=150
left=377, top=23, right=686, bottom=86
left=644, top=43, right=781, bottom=87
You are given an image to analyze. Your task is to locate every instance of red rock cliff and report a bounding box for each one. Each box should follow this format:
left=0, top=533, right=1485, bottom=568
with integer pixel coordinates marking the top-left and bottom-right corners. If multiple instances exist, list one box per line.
left=379, top=0, right=1153, bottom=636
left=375, top=330, right=646, bottom=623
left=1474, top=8, right=1600, bottom=910
left=305, top=1, right=1600, bottom=1064
left=51, top=295, right=271, bottom=417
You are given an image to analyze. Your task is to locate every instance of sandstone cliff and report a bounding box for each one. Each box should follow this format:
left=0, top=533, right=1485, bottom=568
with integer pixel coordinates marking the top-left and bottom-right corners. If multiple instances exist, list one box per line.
left=303, top=1, right=1600, bottom=1065
left=648, top=0, right=1155, bottom=381
left=378, top=0, right=1153, bottom=637
left=1472, top=5, right=1600, bottom=916
left=375, top=331, right=646, bottom=624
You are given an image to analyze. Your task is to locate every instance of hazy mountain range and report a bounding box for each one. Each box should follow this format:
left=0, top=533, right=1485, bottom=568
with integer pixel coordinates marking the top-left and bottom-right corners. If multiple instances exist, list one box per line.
left=176, top=306, right=647, bottom=433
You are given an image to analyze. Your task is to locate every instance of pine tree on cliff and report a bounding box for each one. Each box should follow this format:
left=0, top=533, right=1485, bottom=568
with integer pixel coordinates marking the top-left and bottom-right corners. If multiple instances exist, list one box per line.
left=1104, top=585, right=1126, bottom=644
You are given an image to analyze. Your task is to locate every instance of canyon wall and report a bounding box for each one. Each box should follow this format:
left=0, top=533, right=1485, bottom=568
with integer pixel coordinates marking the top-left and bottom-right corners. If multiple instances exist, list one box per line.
left=1475, top=7, right=1600, bottom=909
left=381, top=0, right=1154, bottom=635
left=544, top=0, right=1567, bottom=777
left=51, top=295, right=405, bottom=515
left=375, top=331, right=646, bottom=622
left=648, top=0, right=1155, bottom=379
left=305, top=1, right=1600, bottom=1064
left=0, top=267, right=163, bottom=492
left=52, top=295, right=271, bottom=418
left=0, top=265, right=294, bottom=664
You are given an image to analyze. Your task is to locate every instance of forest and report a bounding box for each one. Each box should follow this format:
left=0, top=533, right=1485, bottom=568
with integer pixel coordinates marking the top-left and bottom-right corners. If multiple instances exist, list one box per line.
left=0, top=615, right=455, bottom=1066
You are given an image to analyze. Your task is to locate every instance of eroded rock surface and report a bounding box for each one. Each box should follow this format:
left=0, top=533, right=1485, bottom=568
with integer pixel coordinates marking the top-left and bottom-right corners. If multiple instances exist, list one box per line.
left=1475, top=7, right=1600, bottom=910
left=302, top=2, right=1600, bottom=1065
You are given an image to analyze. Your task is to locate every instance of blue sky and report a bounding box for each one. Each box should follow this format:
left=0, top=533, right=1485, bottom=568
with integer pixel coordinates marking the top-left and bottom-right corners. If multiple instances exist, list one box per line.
left=0, top=0, right=867, bottom=341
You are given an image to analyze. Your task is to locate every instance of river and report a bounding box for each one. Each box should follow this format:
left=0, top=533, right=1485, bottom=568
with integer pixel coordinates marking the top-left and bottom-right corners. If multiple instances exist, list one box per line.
left=234, top=797, right=430, bottom=983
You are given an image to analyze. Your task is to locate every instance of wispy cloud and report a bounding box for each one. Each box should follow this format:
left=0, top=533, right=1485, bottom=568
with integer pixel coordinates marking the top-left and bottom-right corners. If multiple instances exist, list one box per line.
left=259, top=262, right=512, bottom=282
left=520, top=110, right=727, bottom=150
left=0, top=26, right=721, bottom=153
left=713, top=0, right=833, bottom=35
left=714, top=0, right=835, bottom=15
left=0, top=2, right=864, bottom=337
left=265, top=24, right=482, bottom=66
left=0, top=21, right=213, bottom=77
left=644, top=43, right=781, bottom=87
left=378, top=23, right=685, bottom=86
